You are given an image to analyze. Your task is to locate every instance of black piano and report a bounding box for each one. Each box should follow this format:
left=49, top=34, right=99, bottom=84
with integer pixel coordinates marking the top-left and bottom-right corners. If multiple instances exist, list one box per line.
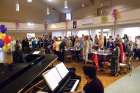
left=0, top=54, right=57, bottom=93
left=34, top=62, right=81, bottom=93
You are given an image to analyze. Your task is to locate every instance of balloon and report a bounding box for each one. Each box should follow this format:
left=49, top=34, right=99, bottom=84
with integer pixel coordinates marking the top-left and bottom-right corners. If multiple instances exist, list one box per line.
left=0, top=33, right=5, bottom=39
left=2, top=33, right=6, bottom=38
left=1, top=28, right=7, bottom=33
left=3, top=44, right=10, bottom=52
left=0, top=39, right=4, bottom=48
left=0, top=25, right=7, bottom=33
left=8, top=36, right=12, bottom=41
left=0, top=25, right=5, bottom=28
left=4, top=35, right=12, bottom=44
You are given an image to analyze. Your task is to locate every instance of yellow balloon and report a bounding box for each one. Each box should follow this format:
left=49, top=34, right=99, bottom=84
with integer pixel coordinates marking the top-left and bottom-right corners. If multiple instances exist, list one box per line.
left=0, top=33, right=4, bottom=39
left=3, top=44, right=10, bottom=52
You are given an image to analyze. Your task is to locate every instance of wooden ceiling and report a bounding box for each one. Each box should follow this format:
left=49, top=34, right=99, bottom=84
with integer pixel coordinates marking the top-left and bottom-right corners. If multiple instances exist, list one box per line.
left=0, top=0, right=140, bottom=23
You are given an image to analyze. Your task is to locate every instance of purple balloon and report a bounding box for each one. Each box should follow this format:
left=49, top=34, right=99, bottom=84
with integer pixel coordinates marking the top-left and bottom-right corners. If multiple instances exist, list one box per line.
left=0, top=39, right=4, bottom=48
left=0, top=25, right=5, bottom=29
left=1, top=28, right=7, bottom=33
left=0, top=25, right=7, bottom=33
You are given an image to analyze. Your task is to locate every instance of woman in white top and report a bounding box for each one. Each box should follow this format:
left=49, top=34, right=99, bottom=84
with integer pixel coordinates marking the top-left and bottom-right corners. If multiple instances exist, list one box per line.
left=83, top=36, right=90, bottom=64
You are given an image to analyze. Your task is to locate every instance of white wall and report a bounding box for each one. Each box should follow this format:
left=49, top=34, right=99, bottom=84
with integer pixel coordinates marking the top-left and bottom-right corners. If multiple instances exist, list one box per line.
left=116, top=27, right=140, bottom=42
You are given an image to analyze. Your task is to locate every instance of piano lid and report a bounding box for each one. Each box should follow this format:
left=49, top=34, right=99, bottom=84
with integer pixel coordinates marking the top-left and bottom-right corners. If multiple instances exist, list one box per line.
left=0, top=63, right=30, bottom=89
left=0, top=54, right=57, bottom=93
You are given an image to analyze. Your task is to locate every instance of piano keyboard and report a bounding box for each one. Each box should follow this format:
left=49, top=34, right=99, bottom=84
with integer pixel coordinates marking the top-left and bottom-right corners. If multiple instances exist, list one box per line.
left=70, top=79, right=80, bottom=92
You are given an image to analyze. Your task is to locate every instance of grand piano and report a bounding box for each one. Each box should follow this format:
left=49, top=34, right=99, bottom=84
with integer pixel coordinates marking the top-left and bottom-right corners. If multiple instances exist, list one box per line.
left=0, top=54, right=57, bottom=93
left=0, top=54, right=81, bottom=93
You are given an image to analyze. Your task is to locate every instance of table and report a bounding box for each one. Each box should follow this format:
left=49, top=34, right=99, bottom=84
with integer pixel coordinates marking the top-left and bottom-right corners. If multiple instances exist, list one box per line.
left=91, top=49, right=112, bottom=70
left=92, top=49, right=112, bottom=56
left=65, top=47, right=81, bottom=62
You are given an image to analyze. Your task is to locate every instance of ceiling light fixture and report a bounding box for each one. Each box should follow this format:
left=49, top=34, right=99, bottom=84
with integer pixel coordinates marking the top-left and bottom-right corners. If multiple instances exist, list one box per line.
left=16, top=0, right=20, bottom=12
left=47, top=7, right=50, bottom=15
left=81, top=0, right=85, bottom=8
left=48, top=0, right=52, bottom=2
left=64, top=0, right=68, bottom=9
left=81, top=3, right=85, bottom=8
left=27, top=22, right=34, bottom=26
left=27, top=0, right=32, bottom=3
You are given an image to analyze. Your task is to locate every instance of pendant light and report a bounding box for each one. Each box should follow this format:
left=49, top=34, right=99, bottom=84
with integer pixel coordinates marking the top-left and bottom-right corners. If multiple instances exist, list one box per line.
left=47, top=7, right=50, bottom=15
left=27, top=0, right=32, bottom=3
left=16, top=0, right=20, bottom=12
left=64, top=0, right=68, bottom=9
left=81, top=0, right=85, bottom=8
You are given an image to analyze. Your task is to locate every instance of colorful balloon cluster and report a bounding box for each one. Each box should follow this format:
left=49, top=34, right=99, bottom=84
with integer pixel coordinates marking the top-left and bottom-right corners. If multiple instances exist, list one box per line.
left=0, top=25, right=12, bottom=52
left=112, top=9, right=120, bottom=21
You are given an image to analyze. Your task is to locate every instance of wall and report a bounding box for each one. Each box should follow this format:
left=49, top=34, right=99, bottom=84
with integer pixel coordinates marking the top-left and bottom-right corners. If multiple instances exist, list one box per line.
left=115, top=27, right=140, bottom=42
left=48, top=8, right=140, bottom=31
left=0, top=22, right=46, bottom=40
left=7, top=31, right=45, bottom=40
left=1, top=8, right=140, bottom=40
left=73, top=6, right=97, bottom=19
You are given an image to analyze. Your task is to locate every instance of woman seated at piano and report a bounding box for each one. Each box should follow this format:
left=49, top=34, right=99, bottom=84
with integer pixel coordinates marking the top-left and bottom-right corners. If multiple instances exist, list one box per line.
left=71, top=66, right=104, bottom=93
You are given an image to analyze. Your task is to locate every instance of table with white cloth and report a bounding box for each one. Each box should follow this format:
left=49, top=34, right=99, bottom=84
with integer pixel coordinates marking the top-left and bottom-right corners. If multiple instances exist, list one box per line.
left=64, top=47, right=81, bottom=62
left=91, top=49, right=112, bottom=70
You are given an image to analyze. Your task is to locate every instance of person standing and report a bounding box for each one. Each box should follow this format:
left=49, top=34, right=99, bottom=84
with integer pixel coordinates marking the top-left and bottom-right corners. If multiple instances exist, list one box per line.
left=13, top=43, right=24, bottom=63
left=110, top=41, right=120, bottom=76
left=107, top=36, right=114, bottom=51
left=98, top=34, right=104, bottom=49
left=60, top=39, right=66, bottom=62
left=83, top=36, right=90, bottom=64
left=119, top=39, right=125, bottom=63
left=53, top=37, right=62, bottom=61
left=74, top=38, right=81, bottom=62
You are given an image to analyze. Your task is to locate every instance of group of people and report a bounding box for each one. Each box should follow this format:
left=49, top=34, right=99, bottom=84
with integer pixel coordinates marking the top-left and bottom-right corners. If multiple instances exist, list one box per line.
left=50, top=34, right=140, bottom=76
left=11, top=34, right=140, bottom=75
left=11, top=35, right=53, bottom=63
left=9, top=33, right=140, bottom=93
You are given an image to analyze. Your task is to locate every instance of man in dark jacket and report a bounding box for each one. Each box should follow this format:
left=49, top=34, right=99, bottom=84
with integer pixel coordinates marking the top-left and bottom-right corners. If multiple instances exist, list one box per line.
left=13, top=44, right=24, bottom=63
left=71, top=66, right=104, bottom=93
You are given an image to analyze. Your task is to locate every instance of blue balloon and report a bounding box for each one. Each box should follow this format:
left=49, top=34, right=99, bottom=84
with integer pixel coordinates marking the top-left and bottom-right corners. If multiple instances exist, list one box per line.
left=0, top=25, right=7, bottom=33
left=0, top=39, right=4, bottom=48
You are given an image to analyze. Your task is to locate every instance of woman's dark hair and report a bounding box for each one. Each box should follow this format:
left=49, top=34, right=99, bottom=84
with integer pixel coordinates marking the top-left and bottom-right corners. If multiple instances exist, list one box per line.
left=83, top=66, right=97, bottom=79
left=124, top=34, right=129, bottom=41
left=15, top=44, right=20, bottom=51
left=115, top=40, right=120, bottom=46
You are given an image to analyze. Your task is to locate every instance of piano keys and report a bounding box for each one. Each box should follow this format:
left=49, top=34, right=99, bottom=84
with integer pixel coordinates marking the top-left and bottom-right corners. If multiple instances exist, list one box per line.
left=40, top=62, right=81, bottom=93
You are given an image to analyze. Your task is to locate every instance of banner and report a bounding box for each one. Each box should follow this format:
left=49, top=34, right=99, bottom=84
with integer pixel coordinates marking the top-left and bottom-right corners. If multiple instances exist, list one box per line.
left=101, top=16, right=108, bottom=23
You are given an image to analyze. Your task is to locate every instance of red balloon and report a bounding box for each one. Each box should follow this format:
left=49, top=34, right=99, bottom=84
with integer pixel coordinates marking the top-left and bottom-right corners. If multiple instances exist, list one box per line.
left=4, top=35, right=12, bottom=44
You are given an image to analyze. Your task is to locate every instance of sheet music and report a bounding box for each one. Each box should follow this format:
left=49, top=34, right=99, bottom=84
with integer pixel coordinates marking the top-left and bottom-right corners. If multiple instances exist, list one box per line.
left=32, top=51, right=40, bottom=54
left=36, top=90, right=48, bottom=93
